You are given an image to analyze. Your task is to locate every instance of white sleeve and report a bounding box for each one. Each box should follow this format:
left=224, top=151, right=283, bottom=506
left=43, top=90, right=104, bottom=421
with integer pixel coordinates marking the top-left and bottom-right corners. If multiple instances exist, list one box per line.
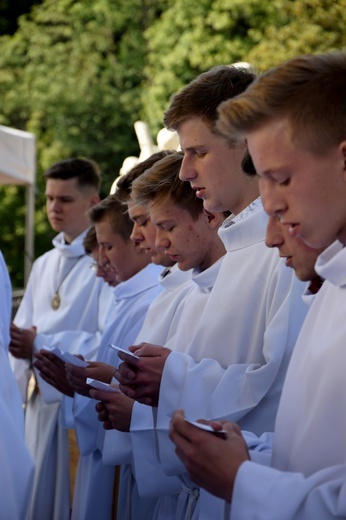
left=157, top=272, right=306, bottom=476
left=231, top=461, right=346, bottom=520
left=73, top=394, right=101, bottom=456
left=130, top=401, right=182, bottom=498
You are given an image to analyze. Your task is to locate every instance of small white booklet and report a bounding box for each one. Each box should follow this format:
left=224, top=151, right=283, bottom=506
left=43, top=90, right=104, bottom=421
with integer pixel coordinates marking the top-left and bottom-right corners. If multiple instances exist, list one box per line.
left=108, top=344, right=140, bottom=360
left=45, top=346, right=89, bottom=367
left=86, top=378, right=121, bottom=393
left=166, top=410, right=227, bottom=435
left=184, top=418, right=227, bottom=435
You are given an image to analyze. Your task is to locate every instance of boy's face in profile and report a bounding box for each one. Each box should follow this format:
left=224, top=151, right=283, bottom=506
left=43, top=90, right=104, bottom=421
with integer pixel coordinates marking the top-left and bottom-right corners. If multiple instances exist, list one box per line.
left=149, top=197, right=218, bottom=272
left=127, top=201, right=173, bottom=268
left=265, top=215, right=325, bottom=282
left=247, top=118, right=346, bottom=248
left=95, top=219, right=143, bottom=282
left=177, top=116, right=248, bottom=214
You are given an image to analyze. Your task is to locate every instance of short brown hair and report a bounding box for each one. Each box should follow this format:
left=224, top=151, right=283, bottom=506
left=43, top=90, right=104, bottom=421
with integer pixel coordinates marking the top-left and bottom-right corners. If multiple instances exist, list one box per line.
left=217, top=52, right=346, bottom=154
left=164, top=65, right=256, bottom=132
left=88, top=193, right=133, bottom=241
left=131, top=152, right=204, bottom=221
left=43, top=157, right=101, bottom=191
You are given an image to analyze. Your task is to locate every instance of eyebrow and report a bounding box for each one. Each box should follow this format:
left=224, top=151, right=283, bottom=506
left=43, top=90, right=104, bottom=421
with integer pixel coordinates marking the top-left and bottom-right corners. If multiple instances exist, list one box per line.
left=129, top=212, right=149, bottom=221
left=257, top=167, right=284, bottom=178
left=152, top=217, right=173, bottom=227
left=182, top=145, right=206, bottom=153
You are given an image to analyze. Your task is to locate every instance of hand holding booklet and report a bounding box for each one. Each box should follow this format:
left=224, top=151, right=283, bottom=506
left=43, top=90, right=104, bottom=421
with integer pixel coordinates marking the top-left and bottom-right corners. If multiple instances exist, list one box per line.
left=44, top=345, right=89, bottom=367
left=108, top=344, right=140, bottom=360
left=87, top=378, right=121, bottom=393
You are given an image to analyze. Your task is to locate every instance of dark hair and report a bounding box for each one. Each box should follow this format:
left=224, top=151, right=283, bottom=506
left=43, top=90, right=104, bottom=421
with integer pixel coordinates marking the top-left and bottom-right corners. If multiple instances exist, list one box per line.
left=43, top=157, right=101, bottom=191
left=131, top=152, right=204, bottom=220
left=115, top=150, right=176, bottom=203
left=83, top=226, right=98, bottom=255
left=241, top=152, right=256, bottom=176
left=88, top=193, right=133, bottom=241
left=164, top=65, right=256, bottom=132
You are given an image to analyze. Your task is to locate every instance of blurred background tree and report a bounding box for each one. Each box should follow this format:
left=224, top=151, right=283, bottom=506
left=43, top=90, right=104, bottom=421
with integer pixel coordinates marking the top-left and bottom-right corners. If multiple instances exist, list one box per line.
left=0, top=0, right=345, bottom=287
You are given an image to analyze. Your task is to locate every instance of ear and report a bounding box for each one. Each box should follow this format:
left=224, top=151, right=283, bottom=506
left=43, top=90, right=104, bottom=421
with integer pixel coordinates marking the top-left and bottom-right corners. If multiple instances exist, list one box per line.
left=342, top=141, right=346, bottom=161
left=340, top=141, right=346, bottom=180
left=204, top=209, right=224, bottom=229
left=89, top=194, right=100, bottom=208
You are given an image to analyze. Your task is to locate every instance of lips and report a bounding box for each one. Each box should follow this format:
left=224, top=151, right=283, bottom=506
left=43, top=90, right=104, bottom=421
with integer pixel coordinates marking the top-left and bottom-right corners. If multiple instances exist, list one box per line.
left=191, top=185, right=206, bottom=199
left=167, top=252, right=179, bottom=262
left=285, top=256, right=293, bottom=268
left=195, top=188, right=206, bottom=199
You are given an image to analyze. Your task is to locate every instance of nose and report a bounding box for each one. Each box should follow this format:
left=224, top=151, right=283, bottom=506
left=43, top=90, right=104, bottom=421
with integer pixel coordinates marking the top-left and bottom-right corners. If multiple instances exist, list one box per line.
left=265, top=215, right=284, bottom=248
left=155, top=230, right=170, bottom=250
left=259, top=178, right=287, bottom=218
left=50, top=199, right=61, bottom=212
left=98, top=246, right=109, bottom=267
left=179, top=155, right=197, bottom=182
left=130, top=223, right=143, bottom=243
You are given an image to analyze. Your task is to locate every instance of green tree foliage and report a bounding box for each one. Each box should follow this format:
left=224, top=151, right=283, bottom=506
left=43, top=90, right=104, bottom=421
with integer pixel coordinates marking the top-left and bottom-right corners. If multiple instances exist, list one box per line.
left=141, top=0, right=279, bottom=131
left=247, top=0, right=346, bottom=70
left=0, top=0, right=165, bottom=287
left=0, top=0, right=345, bottom=287
left=141, top=0, right=346, bottom=130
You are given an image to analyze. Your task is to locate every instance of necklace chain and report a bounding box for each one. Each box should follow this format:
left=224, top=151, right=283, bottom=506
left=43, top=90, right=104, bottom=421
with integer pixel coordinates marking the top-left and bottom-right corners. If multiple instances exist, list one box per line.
left=51, top=255, right=84, bottom=310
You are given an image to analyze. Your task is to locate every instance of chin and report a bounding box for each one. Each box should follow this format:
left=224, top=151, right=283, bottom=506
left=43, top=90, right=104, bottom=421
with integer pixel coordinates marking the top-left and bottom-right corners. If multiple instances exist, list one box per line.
left=151, top=256, right=162, bottom=266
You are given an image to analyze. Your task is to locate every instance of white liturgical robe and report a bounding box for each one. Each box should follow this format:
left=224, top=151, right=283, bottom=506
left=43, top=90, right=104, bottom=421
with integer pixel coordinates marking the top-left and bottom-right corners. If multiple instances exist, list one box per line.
left=230, top=240, right=346, bottom=520
left=10, top=230, right=112, bottom=520
left=155, top=200, right=308, bottom=519
left=129, top=256, right=225, bottom=505
left=72, top=262, right=163, bottom=520
left=0, top=251, right=34, bottom=519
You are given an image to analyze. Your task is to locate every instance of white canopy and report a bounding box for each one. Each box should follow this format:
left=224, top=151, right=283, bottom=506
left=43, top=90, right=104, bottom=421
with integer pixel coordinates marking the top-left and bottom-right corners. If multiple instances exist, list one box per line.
left=0, top=124, right=36, bottom=285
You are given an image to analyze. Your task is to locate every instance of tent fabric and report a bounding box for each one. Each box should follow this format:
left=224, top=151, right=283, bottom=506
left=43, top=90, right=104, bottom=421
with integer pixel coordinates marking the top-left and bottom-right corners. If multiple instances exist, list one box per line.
left=0, top=124, right=36, bottom=285
left=0, top=125, right=36, bottom=186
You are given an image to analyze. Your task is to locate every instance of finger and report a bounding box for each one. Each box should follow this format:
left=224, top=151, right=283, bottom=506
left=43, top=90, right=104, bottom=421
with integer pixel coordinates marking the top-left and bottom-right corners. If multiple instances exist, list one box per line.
left=37, top=372, right=56, bottom=387
left=89, top=389, right=111, bottom=402
left=117, top=363, right=137, bottom=381
left=117, top=351, right=140, bottom=366
left=95, top=402, right=105, bottom=413
left=118, top=383, right=137, bottom=400
left=97, top=409, right=109, bottom=421
left=66, top=373, right=85, bottom=387
left=137, top=396, right=154, bottom=406
left=170, top=410, right=188, bottom=434
left=103, top=420, right=114, bottom=430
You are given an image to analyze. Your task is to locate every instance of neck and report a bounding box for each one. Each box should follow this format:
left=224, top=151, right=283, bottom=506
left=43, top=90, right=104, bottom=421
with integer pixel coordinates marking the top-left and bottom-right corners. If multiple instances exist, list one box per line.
left=63, top=225, right=89, bottom=245
left=200, top=240, right=226, bottom=272
left=231, top=180, right=260, bottom=216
